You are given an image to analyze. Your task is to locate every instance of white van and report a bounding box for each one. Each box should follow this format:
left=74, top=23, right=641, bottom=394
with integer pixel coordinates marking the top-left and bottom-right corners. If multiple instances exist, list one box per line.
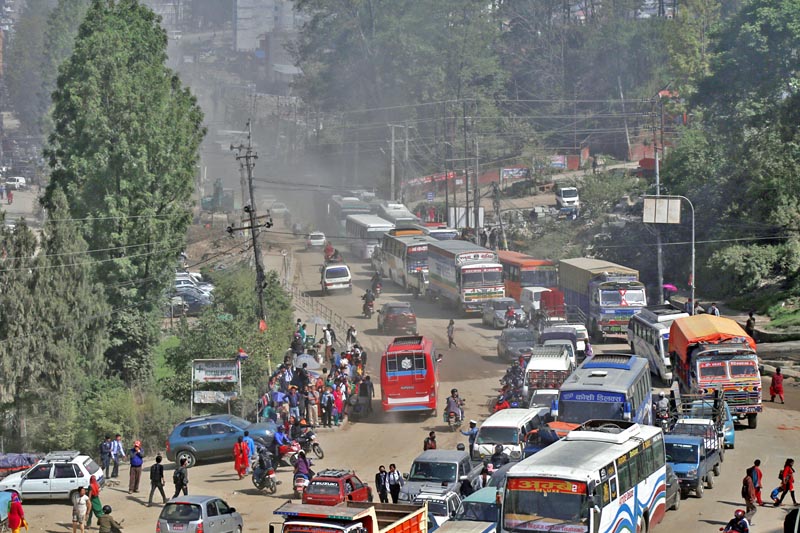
left=520, top=287, right=551, bottom=315
left=5, top=177, right=27, bottom=190
left=320, top=264, right=352, bottom=295
left=555, top=186, right=579, bottom=208
left=522, top=345, right=574, bottom=398
left=545, top=324, right=589, bottom=355
left=473, top=408, right=547, bottom=461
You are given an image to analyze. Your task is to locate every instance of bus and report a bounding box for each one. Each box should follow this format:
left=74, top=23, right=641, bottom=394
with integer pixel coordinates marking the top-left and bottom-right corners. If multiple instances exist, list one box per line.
left=380, top=233, right=437, bottom=289
left=553, top=353, right=652, bottom=426
left=344, top=214, right=394, bottom=260
left=388, top=227, right=425, bottom=237
left=380, top=335, right=440, bottom=415
left=378, top=202, right=421, bottom=226
left=497, top=251, right=558, bottom=303
left=328, top=196, right=372, bottom=233
left=418, top=224, right=459, bottom=241
left=502, top=420, right=667, bottom=533
left=627, top=305, right=689, bottom=382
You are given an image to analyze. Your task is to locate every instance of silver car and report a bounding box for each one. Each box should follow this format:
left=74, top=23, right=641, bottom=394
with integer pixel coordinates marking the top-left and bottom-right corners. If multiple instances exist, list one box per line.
left=481, top=297, right=525, bottom=329
left=158, top=496, right=243, bottom=533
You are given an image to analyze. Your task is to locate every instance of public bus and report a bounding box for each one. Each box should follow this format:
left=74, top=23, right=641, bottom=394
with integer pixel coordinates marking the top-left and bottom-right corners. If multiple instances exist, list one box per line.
left=502, top=420, right=667, bottom=533
left=626, top=304, right=689, bottom=382
left=380, top=335, right=440, bottom=416
left=380, top=233, right=437, bottom=289
left=378, top=202, right=421, bottom=226
left=553, top=353, right=652, bottom=426
left=328, top=196, right=372, bottom=233
left=497, top=251, right=559, bottom=303
left=388, top=227, right=425, bottom=237
left=344, top=214, right=394, bottom=260
left=418, top=224, right=460, bottom=241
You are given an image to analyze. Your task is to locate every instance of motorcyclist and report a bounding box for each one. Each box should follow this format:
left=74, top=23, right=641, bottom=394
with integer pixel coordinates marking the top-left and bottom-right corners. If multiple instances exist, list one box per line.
left=324, top=241, right=334, bottom=259
left=445, top=389, right=464, bottom=421
left=271, top=425, right=291, bottom=457
left=505, top=305, right=516, bottom=324
left=494, top=395, right=511, bottom=412
left=371, top=272, right=382, bottom=292
left=723, top=509, right=750, bottom=533
left=97, top=505, right=123, bottom=533
left=656, top=391, right=670, bottom=414
left=362, top=289, right=376, bottom=315
left=489, top=444, right=510, bottom=469
left=294, top=450, right=314, bottom=480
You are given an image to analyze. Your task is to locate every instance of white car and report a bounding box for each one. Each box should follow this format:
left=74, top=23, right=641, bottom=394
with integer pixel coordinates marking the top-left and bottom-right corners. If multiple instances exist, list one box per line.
left=481, top=298, right=525, bottom=329
left=5, top=176, right=27, bottom=190
left=306, top=232, right=326, bottom=250
left=320, top=264, right=352, bottom=294
left=0, top=451, right=104, bottom=504
left=414, top=489, right=462, bottom=526
left=270, top=202, right=289, bottom=215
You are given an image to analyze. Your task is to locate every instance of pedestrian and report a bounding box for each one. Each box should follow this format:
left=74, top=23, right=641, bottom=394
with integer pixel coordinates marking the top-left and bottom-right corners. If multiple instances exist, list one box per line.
left=110, top=434, right=126, bottom=478
left=7, top=189, right=13, bottom=205
left=8, top=492, right=25, bottom=533
left=298, top=323, right=307, bottom=342
left=387, top=463, right=403, bottom=503
left=72, top=486, right=89, bottom=533
left=243, top=431, right=256, bottom=474
left=86, top=475, right=102, bottom=527
left=358, top=375, right=374, bottom=414
left=172, top=457, right=189, bottom=497
left=375, top=466, right=389, bottom=504
left=321, top=386, right=334, bottom=427
left=447, top=319, right=457, bottom=348
left=592, top=156, right=598, bottom=175
left=333, top=386, right=344, bottom=426
left=305, top=385, right=320, bottom=426
left=423, top=431, right=437, bottom=451
left=747, top=459, right=763, bottom=506
left=742, top=471, right=758, bottom=524
left=745, top=311, right=756, bottom=339
left=97, top=505, right=122, bottom=533
left=147, top=455, right=167, bottom=507
left=233, top=436, right=249, bottom=479
left=99, top=435, right=112, bottom=479
left=128, top=440, right=144, bottom=493
left=685, top=298, right=693, bottom=315
left=346, top=325, right=357, bottom=350
left=0, top=184, right=5, bottom=200
left=709, top=303, right=721, bottom=316
left=324, top=324, right=336, bottom=363
left=461, top=420, right=479, bottom=458
left=776, top=458, right=798, bottom=506
left=288, top=385, right=301, bottom=419
left=771, top=368, right=785, bottom=404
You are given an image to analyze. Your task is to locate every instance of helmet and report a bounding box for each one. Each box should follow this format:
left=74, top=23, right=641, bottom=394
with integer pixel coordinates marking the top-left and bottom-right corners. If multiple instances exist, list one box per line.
left=498, top=395, right=505, bottom=402
left=659, top=392, right=666, bottom=398
left=495, top=444, right=504, bottom=454
left=451, top=388, right=458, bottom=395
left=734, top=509, right=746, bottom=519
left=102, top=505, right=112, bottom=515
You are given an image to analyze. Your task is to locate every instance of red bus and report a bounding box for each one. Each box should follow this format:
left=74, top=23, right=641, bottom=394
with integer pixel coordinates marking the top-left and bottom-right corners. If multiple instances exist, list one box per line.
left=380, top=335, right=440, bottom=416
left=497, top=250, right=558, bottom=302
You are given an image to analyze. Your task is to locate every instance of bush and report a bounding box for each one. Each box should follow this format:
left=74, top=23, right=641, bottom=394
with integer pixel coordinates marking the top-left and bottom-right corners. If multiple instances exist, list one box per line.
left=705, top=244, right=781, bottom=297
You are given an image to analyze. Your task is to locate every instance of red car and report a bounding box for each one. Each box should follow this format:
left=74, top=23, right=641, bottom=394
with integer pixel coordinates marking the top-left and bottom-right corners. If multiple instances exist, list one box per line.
left=302, top=469, right=373, bottom=506
left=377, top=302, right=417, bottom=335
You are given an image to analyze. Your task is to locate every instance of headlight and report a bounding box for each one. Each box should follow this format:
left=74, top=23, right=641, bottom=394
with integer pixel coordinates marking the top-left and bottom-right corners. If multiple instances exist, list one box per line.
left=687, top=469, right=697, bottom=477
left=510, top=450, right=522, bottom=459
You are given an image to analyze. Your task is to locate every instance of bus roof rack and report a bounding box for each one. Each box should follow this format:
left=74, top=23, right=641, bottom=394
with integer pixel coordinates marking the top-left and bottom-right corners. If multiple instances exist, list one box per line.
left=582, top=353, right=636, bottom=370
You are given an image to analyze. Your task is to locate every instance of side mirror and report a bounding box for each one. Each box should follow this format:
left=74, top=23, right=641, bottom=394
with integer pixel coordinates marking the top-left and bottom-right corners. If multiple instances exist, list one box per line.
left=228, top=507, right=236, bottom=514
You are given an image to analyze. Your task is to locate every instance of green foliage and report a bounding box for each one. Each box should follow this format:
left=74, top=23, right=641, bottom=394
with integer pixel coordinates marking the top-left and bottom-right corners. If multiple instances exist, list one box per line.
left=579, top=171, right=642, bottom=219
left=666, top=0, right=722, bottom=97
left=44, top=0, right=206, bottom=384
left=705, top=244, right=781, bottom=296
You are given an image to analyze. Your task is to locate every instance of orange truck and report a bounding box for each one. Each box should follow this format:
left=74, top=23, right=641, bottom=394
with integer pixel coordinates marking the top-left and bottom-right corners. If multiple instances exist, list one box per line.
left=270, top=501, right=431, bottom=533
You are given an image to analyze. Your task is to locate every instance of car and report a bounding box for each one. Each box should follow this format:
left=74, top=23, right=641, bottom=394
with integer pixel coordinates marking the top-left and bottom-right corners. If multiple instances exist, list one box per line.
left=157, top=495, right=243, bottom=533
left=555, top=186, right=579, bottom=208
left=0, top=451, right=104, bottom=504
left=528, top=389, right=558, bottom=410
left=174, top=278, right=212, bottom=296
left=453, top=486, right=499, bottom=523
left=320, top=264, right=352, bottom=294
left=167, top=292, right=212, bottom=317
left=377, top=302, right=417, bottom=334
left=176, top=285, right=214, bottom=302
left=269, top=202, right=289, bottom=215
left=175, top=273, right=214, bottom=294
left=5, top=177, right=26, bottom=190
left=165, top=414, right=277, bottom=467
left=481, top=298, right=525, bottom=329
left=413, top=488, right=462, bottom=526
left=496, top=328, right=536, bottom=361
left=306, top=232, right=326, bottom=250
left=665, top=463, right=681, bottom=510
left=302, top=469, right=372, bottom=506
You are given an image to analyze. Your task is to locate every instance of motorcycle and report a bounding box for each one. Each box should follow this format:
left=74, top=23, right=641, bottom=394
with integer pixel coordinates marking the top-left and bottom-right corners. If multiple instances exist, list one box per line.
left=373, top=282, right=382, bottom=297
left=447, top=411, right=463, bottom=431
left=294, top=474, right=310, bottom=499
left=363, top=300, right=375, bottom=319
left=251, top=447, right=277, bottom=494
left=655, top=406, right=671, bottom=432
left=277, top=441, right=302, bottom=466
left=297, top=428, right=325, bottom=459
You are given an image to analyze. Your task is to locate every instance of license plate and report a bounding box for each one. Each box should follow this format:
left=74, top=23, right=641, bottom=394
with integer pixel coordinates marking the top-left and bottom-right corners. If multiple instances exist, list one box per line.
left=171, top=524, right=185, bottom=531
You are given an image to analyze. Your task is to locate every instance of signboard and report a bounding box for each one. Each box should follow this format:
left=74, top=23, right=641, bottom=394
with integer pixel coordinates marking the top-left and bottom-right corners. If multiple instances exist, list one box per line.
left=507, top=478, right=587, bottom=494
left=549, top=156, right=566, bottom=169
left=559, top=391, right=625, bottom=403
left=455, top=251, right=497, bottom=265
left=426, top=192, right=435, bottom=202
left=193, top=359, right=239, bottom=383
left=501, top=168, right=530, bottom=182
left=193, top=390, right=239, bottom=404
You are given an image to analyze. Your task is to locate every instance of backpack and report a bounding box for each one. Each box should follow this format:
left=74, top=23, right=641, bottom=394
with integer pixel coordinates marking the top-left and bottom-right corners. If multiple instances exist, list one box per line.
left=742, top=476, right=751, bottom=499
left=173, top=468, right=184, bottom=485
left=780, top=469, right=785, bottom=482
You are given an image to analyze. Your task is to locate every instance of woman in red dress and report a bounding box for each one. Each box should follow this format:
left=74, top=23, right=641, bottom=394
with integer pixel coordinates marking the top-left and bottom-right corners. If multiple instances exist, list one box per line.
left=770, top=367, right=785, bottom=403
left=8, top=492, right=25, bottom=533
left=233, top=436, right=249, bottom=479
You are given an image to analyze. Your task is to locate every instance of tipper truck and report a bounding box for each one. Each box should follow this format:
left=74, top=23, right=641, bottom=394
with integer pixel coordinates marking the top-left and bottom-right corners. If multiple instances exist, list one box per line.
left=271, top=501, right=431, bottom=533
left=668, top=314, right=762, bottom=428
left=427, top=241, right=504, bottom=314
left=558, top=258, right=646, bottom=341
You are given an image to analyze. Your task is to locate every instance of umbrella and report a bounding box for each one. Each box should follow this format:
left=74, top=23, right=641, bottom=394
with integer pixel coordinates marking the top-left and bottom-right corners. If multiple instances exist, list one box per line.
left=662, top=283, right=678, bottom=293
left=308, top=316, right=328, bottom=337
left=293, top=353, right=321, bottom=371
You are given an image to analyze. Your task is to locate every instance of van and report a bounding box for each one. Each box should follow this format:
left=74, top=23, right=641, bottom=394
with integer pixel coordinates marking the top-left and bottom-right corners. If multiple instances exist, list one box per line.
left=522, top=345, right=574, bottom=398
left=473, top=408, right=548, bottom=461
left=5, top=177, right=26, bottom=190
left=519, top=287, right=551, bottom=315
left=320, top=264, right=352, bottom=294
left=539, top=328, right=578, bottom=366
left=555, top=186, right=579, bottom=208
left=544, top=324, right=589, bottom=356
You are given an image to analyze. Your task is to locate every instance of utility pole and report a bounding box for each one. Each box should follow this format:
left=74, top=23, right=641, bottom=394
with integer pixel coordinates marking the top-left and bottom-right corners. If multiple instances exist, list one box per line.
left=390, top=124, right=396, bottom=201
left=462, top=101, right=470, bottom=229
left=231, top=121, right=269, bottom=324
left=403, top=121, right=409, bottom=203
left=653, top=99, right=664, bottom=304
left=474, top=137, right=481, bottom=244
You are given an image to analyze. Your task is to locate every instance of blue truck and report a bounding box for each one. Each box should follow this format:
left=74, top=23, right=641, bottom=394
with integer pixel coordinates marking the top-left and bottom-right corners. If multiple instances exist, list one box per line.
left=664, top=434, right=721, bottom=499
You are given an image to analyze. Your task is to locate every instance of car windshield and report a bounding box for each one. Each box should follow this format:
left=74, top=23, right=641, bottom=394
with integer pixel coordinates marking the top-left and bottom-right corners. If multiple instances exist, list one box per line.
left=386, top=306, right=411, bottom=315
left=493, top=301, right=515, bottom=310
left=504, top=478, right=587, bottom=530
left=560, top=189, right=578, bottom=198
left=326, top=267, right=350, bottom=279
left=309, top=233, right=324, bottom=240
left=530, top=392, right=557, bottom=407
left=665, top=442, right=699, bottom=464
left=306, top=481, right=341, bottom=495
left=161, top=503, right=202, bottom=522
left=419, top=501, right=448, bottom=516
left=456, top=501, right=499, bottom=522
left=506, top=330, right=536, bottom=343
left=600, top=288, right=646, bottom=306
left=408, top=461, right=457, bottom=483
left=558, top=399, right=623, bottom=424
left=476, top=426, right=520, bottom=445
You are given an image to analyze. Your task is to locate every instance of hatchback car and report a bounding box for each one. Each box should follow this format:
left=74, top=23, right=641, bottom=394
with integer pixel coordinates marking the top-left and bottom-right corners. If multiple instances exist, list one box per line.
left=496, top=328, right=536, bottom=361
left=306, top=232, right=326, bottom=250
left=0, top=451, right=103, bottom=504
left=157, top=495, right=242, bottom=533
left=377, top=302, right=417, bottom=335
left=302, top=469, right=372, bottom=506
left=666, top=463, right=680, bottom=510
left=166, top=414, right=276, bottom=467
left=481, top=298, right=525, bottom=329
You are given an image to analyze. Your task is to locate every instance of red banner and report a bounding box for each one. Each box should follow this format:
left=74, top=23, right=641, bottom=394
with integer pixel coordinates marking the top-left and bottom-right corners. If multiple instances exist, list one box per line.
left=507, top=478, right=587, bottom=494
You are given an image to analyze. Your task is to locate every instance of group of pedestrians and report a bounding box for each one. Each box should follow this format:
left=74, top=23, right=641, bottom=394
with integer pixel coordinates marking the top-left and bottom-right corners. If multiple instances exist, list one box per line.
left=374, top=464, right=404, bottom=503
left=98, top=435, right=145, bottom=494
left=739, top=457, right=798, bottom=530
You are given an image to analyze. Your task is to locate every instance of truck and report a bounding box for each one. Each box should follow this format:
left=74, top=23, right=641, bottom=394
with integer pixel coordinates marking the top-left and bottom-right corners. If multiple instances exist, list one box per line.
left=558, top=258, right=647, bottom=341
left=521, top=345, right=574, bottom=399
left=271, top=501, right=431, bottom=533
left=668, top=314, right=762, bottom=428
left=427, top=241, right=504, bottom=315
left=664, top=434, right=720, bottom=499
left=399, top=450, right=484, bottom=502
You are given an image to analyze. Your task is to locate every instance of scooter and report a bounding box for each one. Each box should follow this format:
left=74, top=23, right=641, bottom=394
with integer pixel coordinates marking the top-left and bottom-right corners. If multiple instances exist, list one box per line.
left=277, top=441, right=302, bottom=466
left=294, top=474, right=310, bottom=499
left=373, top=282, right=382, bottom=297
left=655, top=406, right=671, bottom=432
left=363, top=300, right=374, bottom=319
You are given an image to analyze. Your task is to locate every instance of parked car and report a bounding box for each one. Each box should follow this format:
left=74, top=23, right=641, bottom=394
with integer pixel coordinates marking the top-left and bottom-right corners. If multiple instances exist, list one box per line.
left=665, top=463, right=681, bottom=510
left=269, top=202, right=289, bottom=215
left=481, top=298, right=525, bottom=329
left=167, top=292, right=212, bottom=317
left=555, top=186, right=579, bottom=208
left=496, top=328, right=536, bottom=362
left=302, top=469, right=372, bottom=506
left=414, top=488, right=462, bottom=526
left=377, top=302, right=417, bottom=334
left=5, top=176, right=26, bottom=190
left=165, top=414, right=277, bottom=467
left=0, top=451, right=103, bottom=504
left=157, top=495, right=243, bottom=533
left=306, top=232, right=326, bottom=250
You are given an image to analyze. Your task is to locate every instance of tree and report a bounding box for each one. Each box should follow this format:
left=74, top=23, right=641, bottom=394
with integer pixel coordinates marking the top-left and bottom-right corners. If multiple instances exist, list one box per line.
left=44, top=0, right=206, bottom=384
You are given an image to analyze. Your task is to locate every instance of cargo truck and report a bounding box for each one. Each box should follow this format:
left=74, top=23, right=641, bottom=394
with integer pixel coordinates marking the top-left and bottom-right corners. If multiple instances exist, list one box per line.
left=427, top=241, right=504, bottom=315
left=668, top=314, right=762, bottom=428
left=558, top=258, right=647, bottom=341
left=271, top=501, right=431, bottom=533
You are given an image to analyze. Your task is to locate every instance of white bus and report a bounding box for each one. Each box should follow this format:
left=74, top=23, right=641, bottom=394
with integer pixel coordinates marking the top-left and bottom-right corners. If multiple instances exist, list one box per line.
left=379, top=233, right=436, bottom=288
left=345, top=214, right=394, bottom=260
left=502, top=420, right=667, bottom=533
left=627, top=305, right=689, bottom=382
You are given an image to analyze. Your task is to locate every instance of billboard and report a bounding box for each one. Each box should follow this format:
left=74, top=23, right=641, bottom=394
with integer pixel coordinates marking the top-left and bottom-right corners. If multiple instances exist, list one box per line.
left=193, top=359, right=239, bottom=383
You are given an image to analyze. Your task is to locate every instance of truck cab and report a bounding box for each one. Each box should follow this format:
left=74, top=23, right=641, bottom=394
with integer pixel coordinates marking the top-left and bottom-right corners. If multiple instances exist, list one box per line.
left=664, top=434, right=720, bottom=499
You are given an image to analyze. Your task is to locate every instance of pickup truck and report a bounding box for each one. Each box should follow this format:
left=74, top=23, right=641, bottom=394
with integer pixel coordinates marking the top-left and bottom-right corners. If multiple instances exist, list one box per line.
left=271, top=501, right=431, bottom=533
left=400, top=450, right=483, bottom=502
left=664, top=434, right=721, bottom=498
left=671, top=417, right=725, bottom=463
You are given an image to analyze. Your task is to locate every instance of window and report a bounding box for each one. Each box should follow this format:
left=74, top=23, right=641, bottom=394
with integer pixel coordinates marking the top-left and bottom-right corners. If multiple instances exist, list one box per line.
left=27, top=465, right=52, bottom=480
left=54, top=464, right=77, bottom=479
left=206, top=502, right=219, bottom=517
left=187, top=424, right=211, bottom=437
left=215, top=500, right=231, bottom=515
left=617, top=457, right=631, bottom=493
left=210, top=423, right=232, bottom=435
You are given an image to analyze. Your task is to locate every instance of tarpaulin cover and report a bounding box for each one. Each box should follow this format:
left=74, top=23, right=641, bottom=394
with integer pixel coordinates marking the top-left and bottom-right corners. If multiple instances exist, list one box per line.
left=668, top=314, right=756, bottom=360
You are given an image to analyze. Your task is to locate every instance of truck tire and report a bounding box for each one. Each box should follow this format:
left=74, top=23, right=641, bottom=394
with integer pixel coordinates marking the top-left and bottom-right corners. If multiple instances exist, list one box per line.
left=706, top=474, right=714, bottom=489
left=696, top=482, right=704, bottom=498
left=748, top=413, right=758, bottom=429
left=713, top=463, right=721, bottom=477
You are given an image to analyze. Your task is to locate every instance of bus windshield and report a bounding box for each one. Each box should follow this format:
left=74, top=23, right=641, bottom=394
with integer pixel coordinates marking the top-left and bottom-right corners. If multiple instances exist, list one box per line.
left=476, top=426, right=520, bottom=445
left=698, top=363, right=727, bottom=379
left=600, top=288, right=646, bottom=306
left=520, top=269, right=558, bottom=288
left=463, top=269, right=502, bottom=286
left=504, top=478, right=587, bottom=531
left=558, top=399, right=624, bottom=424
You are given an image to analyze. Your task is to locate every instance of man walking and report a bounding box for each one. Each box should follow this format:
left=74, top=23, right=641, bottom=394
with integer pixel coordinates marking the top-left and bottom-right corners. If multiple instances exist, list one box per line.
left=147, top=455, right=167, bottom=506
left=387, top=464, right=403, bottom=503
left=172, top=458, right=189, bottom=497
left=745, top=311, right=756, bottom=339
left=99, top=436, right=112, bottom=479
left=742, top=471, right=757, bottom=524
left=747, top=459, right=763, bottom=506
left=243, top=431, right=256, bottom=474
left=423, top=431, right=437, bottom=451
left=128, top=441, right=144, bottom=493
left=305, top=385, right=320, bottom=426
left=358, top=375, right=375, bottom=414
left=110, top=434, right=126, bottom=478
left=447, top=319, right=457, bottom=348
left=375, top=466, right=389, bottom=504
